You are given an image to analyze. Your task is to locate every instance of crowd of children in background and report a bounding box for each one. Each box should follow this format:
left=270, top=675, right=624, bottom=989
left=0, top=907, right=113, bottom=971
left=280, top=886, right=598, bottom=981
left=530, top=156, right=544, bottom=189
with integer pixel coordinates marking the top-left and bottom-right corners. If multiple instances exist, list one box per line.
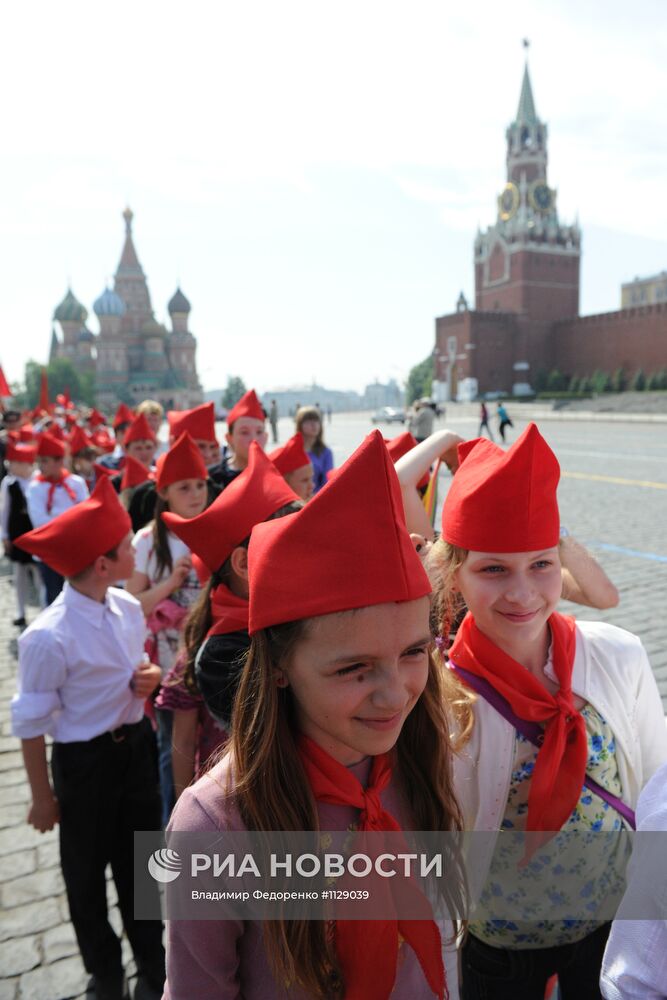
left=1, top=391, right=665, bottom=1000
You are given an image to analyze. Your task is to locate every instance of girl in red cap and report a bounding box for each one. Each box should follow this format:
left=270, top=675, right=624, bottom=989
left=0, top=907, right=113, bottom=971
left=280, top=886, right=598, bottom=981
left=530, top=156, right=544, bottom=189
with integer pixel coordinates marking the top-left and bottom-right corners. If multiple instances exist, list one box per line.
left=163, top=431, right=466, bottom=1000
left=126, top=433, right=209, bottom=825
left=428, top=423, right=667, bottom=999
left=159, top=443, right=302, bottom=797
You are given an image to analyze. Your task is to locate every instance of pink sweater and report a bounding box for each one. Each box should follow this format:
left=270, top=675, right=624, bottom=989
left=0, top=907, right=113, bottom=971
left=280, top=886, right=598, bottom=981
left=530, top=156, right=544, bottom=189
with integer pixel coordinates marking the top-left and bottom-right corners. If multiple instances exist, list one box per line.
left=162, top=754, right=442, bottom=999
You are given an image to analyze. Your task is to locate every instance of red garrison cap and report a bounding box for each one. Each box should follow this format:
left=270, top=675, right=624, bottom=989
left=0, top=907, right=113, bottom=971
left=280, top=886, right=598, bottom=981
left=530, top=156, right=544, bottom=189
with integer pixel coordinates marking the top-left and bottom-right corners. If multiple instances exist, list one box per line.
left=384, top=431, right=429, bottom=491
left=93, top=462, right=114, bottom=479
left=112, top=403, right=135, bottom=430
left=163, top=442, right=297, bottom=573
left=155, top=432, right=208, bottom=489
left=36, top=432, right=66, bottom=459
left=14, top=477, right=131, bottom=577
left=6, top=443, right=37, bottom=463
left=120, top=455, right=154, bottom=491
left=123, top=412, right=157, bottom=446
left=167, top=402, right=216, bottom=443
left=268, top=433, right=311, bottom=475
left=88, top=408, right=107, bottom=427
left=68, top=425, right=94, bottom=455
left=19, top=424, right=36, bottom=442
left=91, top=430, right=115, bottom=453
left=441, top=422, right=560, bottom=553
left=226, top=389, right=265, bottom=427
left=48, top=423, right=66, bottom=442
left=248, top=430, right=432, bottom=634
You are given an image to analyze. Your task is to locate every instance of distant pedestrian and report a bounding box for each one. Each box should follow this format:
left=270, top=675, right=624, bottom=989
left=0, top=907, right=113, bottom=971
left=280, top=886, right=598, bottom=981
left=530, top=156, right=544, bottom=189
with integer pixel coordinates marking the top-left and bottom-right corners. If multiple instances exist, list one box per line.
left=326, top=405, right=332, bottom=424
left=269, top=399, right=279, bottom=444
left=478, top=402, right=493, bottom=440
left=497, top=401, right=514, bottom=442
left=408, top=399, right=435, bottom=443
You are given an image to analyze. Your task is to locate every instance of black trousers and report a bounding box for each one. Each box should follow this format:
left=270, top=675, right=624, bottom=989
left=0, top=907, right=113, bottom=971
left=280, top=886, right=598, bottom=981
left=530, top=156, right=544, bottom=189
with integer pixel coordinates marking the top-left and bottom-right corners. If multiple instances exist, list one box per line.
left=39, top=561, right=64, bottom=605
left=461, top=924, right=611, bottom=1000
left=51, top=718, right=165, bottom=982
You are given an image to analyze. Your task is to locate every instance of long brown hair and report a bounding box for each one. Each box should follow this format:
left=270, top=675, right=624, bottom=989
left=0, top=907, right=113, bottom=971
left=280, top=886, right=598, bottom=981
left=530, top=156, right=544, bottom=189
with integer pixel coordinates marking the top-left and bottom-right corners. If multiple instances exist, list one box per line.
left=229, top=618, right=468, bottom=997
left=151, top=494, right=174, bottom=579
left=426, top=539, right=475, bottom=750
left=295, top=406, right=326, bottom=456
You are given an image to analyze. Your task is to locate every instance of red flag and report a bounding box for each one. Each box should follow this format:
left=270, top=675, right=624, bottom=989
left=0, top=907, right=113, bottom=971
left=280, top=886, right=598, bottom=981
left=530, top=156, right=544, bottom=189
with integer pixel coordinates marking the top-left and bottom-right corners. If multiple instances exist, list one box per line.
left=39, top=369, right=50, bottom=413
left=0, top=365, right=11, bottom=397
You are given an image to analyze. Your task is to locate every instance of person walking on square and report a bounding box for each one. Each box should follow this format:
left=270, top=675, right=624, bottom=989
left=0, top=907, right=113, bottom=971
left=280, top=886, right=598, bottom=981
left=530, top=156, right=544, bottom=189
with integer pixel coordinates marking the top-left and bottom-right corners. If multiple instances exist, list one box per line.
left=27, top=431, right=88, bottom=605
left=478, top=401, right=493, bottom=440
left=496, top=401, right=513, bottom=442
left=11, top=477, right=165, bottom=1000
left=268, top=398, right=279, bottom=444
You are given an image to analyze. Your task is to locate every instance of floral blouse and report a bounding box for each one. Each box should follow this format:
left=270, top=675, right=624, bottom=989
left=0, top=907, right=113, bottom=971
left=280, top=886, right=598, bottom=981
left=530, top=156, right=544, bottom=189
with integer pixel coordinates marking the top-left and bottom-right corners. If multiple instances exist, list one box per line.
left=471, top=702, right=632, bottom=948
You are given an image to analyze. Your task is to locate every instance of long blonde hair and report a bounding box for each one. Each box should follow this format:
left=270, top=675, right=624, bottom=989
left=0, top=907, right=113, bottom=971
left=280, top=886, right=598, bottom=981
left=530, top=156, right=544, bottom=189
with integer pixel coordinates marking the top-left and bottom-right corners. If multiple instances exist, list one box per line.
left=229, top=617, right=467, bottom=997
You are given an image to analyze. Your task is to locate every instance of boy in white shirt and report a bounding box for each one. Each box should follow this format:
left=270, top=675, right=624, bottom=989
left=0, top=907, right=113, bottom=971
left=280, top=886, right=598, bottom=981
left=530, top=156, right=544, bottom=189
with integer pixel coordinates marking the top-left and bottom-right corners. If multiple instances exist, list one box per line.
left=11, top=477, right=164, bottom=1000
left=0, top=442, right=38, bottom=625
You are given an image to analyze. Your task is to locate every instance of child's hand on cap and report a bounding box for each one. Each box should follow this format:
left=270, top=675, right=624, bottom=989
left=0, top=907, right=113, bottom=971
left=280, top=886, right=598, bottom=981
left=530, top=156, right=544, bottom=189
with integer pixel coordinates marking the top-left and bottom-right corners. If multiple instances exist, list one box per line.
left=130, top=661, right=161, bottom=698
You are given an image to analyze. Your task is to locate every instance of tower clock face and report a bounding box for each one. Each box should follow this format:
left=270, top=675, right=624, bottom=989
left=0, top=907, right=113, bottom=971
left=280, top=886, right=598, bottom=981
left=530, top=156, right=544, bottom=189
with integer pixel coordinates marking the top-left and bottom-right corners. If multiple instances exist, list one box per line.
left=498, top=183, right=519, bottom=221
left=530, top=181, right=554, bottom=213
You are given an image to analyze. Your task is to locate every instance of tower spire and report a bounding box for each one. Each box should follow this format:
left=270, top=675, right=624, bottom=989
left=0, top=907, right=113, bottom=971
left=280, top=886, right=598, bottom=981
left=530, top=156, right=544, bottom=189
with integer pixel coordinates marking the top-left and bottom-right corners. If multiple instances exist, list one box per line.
left=516, top=60, right=537, bottom=125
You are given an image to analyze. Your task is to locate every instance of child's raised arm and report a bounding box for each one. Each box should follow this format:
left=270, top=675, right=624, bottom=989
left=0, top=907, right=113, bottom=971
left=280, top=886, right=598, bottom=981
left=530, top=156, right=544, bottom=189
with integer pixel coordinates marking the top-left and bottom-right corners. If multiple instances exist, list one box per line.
left=394, top=430, right=464, bottom=539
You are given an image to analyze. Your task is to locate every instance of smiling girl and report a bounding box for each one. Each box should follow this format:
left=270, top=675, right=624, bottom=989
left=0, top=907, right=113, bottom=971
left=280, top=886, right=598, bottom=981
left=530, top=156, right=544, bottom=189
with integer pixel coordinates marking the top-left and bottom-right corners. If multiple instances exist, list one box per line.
left=429, top=424, right=667, bottom=1000
left=163, top=431, right=465, bottom=999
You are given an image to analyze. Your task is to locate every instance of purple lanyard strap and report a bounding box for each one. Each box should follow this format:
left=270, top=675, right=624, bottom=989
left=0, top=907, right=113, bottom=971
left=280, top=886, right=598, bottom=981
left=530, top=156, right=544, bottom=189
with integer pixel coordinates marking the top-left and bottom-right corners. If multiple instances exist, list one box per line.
left=450, top=660, right=636, bottom=830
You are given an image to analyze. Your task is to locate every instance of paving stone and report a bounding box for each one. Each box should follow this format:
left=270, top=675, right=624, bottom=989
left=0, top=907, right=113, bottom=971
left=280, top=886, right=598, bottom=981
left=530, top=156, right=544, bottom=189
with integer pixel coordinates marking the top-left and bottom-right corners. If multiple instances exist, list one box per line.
left=0, top=849, right=36, bottom=882
left=18, top=955, right=88, bottom=1000
left=0, top=934, right=40, bottom=976
left=42, top=923, right=79, bottom=964
left=1, top=866, right=65, bottom=908
left=0, top=979, right=18, bottom=1000
left=0, top=752, right=23, bottom=773
left=0, top=782, right=30, bottom=807
left=0, top=769, right=24, bottom=788
left=0, top=803, right=28, bottom=829
left=0, top=824, right=56, bottom=858
left=36, top=840, right=60, bottom=870
left=0, top=898, right=61, bottom=942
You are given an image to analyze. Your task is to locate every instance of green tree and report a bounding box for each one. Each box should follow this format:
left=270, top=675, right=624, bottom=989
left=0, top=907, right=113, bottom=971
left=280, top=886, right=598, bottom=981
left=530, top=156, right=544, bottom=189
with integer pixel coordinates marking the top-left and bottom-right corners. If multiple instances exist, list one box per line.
left=222, top=376, right=247, bottom=410
left=656, top=368, right=667, bottom=390
left=646, top=371, right=663, bottom=390
left=631, top=369, right=646, bottom=391
left=568, top=375, right=580, bottom=393
left=579, top=375, right=591, bottom=393
left=591, top=369, right=611, bottom=393
left=405, top=355, right=433, bottom=405
left=545, top=369, right=568, bottom=392
left=16, top=358, right=96, bottom=408
left=534, top=369, right=549, bottom=393
left=610, top=368, right=628, bottom=393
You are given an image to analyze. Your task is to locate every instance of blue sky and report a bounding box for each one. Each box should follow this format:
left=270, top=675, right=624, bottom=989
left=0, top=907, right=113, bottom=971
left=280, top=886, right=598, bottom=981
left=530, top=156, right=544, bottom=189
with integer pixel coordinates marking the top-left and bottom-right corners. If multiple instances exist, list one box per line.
left=1, top=0, right=666, bottom=394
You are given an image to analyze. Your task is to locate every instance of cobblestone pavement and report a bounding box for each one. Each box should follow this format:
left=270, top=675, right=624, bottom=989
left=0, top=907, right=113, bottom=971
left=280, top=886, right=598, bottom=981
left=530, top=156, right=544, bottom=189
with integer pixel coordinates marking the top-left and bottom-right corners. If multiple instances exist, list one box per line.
left=1, top=411, right=665, bottom=997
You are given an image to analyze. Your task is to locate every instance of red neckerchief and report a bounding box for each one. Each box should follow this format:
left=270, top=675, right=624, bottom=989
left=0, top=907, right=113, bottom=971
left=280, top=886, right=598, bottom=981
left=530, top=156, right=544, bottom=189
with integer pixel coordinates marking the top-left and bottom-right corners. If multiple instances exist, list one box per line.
left=449, top=611, right=587, bottom=832
left=36, top=470, right=77, bottom=514
left=297, top=735, right=446, bottom=1000
left=206, top=584, right=249, bottom=638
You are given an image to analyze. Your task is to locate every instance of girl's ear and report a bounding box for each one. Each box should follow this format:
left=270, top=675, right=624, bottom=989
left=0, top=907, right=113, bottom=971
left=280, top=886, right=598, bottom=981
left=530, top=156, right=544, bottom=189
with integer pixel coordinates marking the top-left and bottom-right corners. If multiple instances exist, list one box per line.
left=230, top=545, right=249, bottom=580
left=274, top=670, right=289, bottom=688
left=157, top=486, right=169, bottom=501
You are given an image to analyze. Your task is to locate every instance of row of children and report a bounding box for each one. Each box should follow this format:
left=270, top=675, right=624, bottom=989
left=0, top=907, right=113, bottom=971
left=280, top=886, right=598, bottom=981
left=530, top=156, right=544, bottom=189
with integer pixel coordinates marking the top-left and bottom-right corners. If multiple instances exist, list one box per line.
left=7, top=401, right=666, bottom=998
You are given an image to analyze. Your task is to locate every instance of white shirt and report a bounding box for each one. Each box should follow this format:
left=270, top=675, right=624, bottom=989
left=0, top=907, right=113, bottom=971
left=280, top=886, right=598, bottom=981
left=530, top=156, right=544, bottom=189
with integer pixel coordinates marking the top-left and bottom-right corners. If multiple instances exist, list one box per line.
left=0, top=472, right=33, bottom=540
left=133, top=525, right=193, bottom=585
left=601, top=760, right=667, bottom=999
left=11, top=583, right=146, bottom=742
left=26, top=472, right=88, bottom=528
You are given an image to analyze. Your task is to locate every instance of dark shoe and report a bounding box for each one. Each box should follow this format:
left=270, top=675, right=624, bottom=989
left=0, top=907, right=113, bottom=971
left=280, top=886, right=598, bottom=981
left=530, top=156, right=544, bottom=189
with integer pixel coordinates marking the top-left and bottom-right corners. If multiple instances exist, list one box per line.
left=12, top=617, right=26, bottom=627
left=88, top=971, right=129, bottom=1000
